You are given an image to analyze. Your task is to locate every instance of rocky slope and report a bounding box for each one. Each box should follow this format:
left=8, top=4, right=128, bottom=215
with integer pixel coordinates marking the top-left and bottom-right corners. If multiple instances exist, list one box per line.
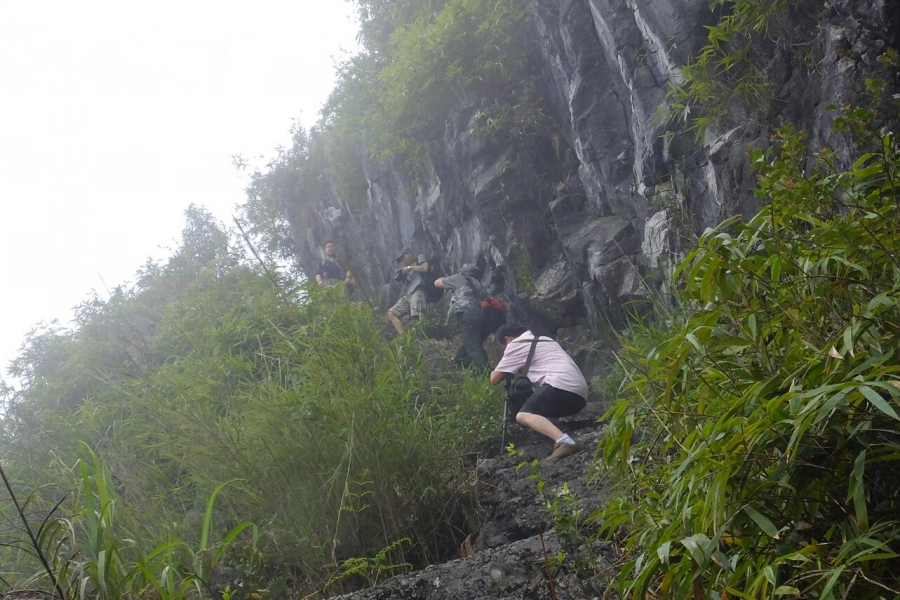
left=332, top=403, right=612, bottom=600
left=286, top=0, right=898, bottom=335
left=274, top=3, right=899, bottom=596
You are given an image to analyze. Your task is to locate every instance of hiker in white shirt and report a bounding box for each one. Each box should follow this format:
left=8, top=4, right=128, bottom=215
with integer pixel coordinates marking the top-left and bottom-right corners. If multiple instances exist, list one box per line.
left=490, top=323, right=588, bottom=461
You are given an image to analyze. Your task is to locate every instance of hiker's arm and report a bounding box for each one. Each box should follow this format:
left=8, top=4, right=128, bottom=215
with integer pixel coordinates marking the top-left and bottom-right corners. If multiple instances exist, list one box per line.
left=433, top=274, right=461, bottom=289
left=492, top=343, right=526, bottom=384
left=435, top=274, right=464, bottom=290
left=405, top=261, right=429, bottom=273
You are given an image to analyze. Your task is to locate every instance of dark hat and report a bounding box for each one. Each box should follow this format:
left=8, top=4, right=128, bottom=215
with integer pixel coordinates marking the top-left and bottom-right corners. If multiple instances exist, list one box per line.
left=395, top=248, right=412, bottom=262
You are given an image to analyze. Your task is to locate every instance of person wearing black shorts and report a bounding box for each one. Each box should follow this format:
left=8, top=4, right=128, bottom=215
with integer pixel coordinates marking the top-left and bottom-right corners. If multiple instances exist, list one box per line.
left=490, top=323, right=589, bottom=461
left=516, top=383, right=586, bottom=420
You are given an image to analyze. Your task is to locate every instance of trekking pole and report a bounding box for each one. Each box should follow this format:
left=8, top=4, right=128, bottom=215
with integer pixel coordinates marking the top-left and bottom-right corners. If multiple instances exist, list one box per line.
left=500, top=376, right=513, bottom=455
left=500, top=398, right=510, bottom=455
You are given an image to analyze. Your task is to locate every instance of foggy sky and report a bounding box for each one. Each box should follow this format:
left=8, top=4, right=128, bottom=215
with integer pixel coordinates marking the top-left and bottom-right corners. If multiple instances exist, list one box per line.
left=0, top=1, right=359, bottom=381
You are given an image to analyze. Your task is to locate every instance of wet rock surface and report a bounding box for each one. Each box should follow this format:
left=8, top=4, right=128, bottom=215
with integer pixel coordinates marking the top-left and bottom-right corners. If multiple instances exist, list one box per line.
left=286, top=0, right=897, bottom=356
left=475, top=403, right=608, bottom=551
left=331, top=534, right=607, bottom=600
left=331, top=535, right=609, bottom=600
left=333, top=403, right=612, bottom=600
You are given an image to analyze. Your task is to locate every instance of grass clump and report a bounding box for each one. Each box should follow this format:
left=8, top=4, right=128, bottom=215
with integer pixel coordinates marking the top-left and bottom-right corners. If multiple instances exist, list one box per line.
left=0, top=442, right=250, bottom=600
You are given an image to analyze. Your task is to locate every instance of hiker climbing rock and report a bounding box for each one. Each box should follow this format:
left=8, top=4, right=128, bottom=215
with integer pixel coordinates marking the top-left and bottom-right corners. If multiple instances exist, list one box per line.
left=490, top=323, right=588, bottom=460
left=434, top=263, right=506, bottom=371
left=387, top=248, right=430, bottom=335
left=434, top=263, right=490, bottom=370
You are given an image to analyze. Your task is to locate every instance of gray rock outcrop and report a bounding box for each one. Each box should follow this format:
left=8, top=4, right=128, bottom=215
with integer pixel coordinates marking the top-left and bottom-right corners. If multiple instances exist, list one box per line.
left=286, top=0, right=898, bottom=333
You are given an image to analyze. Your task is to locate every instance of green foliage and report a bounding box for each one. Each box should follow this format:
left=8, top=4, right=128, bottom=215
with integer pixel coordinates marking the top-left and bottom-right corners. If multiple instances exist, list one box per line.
left=0, top=443, right=250, bottom=600
left=1, top=209, right=499, bottom=597
left=238, top=124, right=310, bottom=271
left=599, top=114, right=900, bottom=598
left=245, top=0, right=544, bottom=241
left=511, top=247, right=536, bottom=294
left=325, top=538, right=412, bottom=591
left=592, top=317, right=679, bottom=405
left=368, top=0, right=533, bottom=160
left=509, top=446, right=582, bottom=553
left=508, top=446, right=598, bottom=578
left=660, top=0, right=790, bottom=139
left=349, top=0, right=435, bottom=57
left=545, top=483, right=585, bottom=556
left=316, top=0, right=539, bottom=190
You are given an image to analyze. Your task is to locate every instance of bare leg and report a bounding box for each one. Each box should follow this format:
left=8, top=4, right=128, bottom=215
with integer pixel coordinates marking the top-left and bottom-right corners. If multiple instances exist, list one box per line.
left=516, top=411, right=564, bottom=442
left=387, top=311, right=405, bottom=335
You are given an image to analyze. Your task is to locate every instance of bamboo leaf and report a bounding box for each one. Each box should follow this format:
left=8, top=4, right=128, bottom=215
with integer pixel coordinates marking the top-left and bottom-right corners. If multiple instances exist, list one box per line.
left=850, top=450, right=868, bottom=532
left=657, top=541, right=671, bottom=565
left=860, top=385, right=900, bottom=421
left=819, top=566, right=844, bottom=600
left=680, top=533, right=711, bottom=566
left=744, top=505, right=779, bottom=539
left=774, top=586, right=800, bottom=596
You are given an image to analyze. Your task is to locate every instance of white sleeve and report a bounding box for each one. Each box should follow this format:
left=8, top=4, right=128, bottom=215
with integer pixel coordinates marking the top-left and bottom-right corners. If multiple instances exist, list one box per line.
left=494, top=340, right=529, bottom=374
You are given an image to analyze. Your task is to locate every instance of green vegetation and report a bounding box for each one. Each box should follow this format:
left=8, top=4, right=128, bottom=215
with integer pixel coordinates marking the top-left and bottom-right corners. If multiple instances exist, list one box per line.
left=511, top=245, right=536, bottom=295
left=237, top=124, right=313, bottom=270
left=599, top=100, right=900, bottom=597
left=337, top=0, right=538, bottom=164
left=4, top=2, right=899, bottom=599
left=660, top=0, right=792, bottom=138
left=1, top=3, right=543, bottom=597
left=246, top=0, right=542, bottom=215
left=351, top=0, right=535, bottom=163
left=0, top=442, right=249, bottom=600
left=0, top=208, right=498, bottom=598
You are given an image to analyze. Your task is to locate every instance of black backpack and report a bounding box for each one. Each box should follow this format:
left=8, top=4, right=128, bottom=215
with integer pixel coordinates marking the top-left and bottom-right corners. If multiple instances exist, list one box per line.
left=423, top=257, right=444, bottom=303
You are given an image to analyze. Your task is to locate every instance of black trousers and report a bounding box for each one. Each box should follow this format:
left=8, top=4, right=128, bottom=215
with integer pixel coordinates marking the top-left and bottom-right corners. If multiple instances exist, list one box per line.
left=453, top=309, right=488, bottom=370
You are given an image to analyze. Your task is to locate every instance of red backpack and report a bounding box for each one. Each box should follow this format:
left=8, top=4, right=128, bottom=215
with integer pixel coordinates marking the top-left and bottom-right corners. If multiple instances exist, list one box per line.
left=479, top=296, right=507, bottom=335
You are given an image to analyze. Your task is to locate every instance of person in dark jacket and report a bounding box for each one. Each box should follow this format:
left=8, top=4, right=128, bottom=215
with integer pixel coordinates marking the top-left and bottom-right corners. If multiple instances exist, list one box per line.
left=315, top=241, right=351, bottom=287
left=434, top=264, right=489, bottom=370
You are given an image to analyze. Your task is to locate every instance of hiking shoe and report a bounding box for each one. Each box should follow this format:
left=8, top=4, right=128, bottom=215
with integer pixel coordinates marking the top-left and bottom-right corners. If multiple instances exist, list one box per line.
left=545, top=441, right=586, bottom=461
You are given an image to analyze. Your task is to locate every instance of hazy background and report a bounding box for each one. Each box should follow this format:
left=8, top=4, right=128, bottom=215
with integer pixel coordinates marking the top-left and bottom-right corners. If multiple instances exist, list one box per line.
left=0, top=1, right=359, bottom=380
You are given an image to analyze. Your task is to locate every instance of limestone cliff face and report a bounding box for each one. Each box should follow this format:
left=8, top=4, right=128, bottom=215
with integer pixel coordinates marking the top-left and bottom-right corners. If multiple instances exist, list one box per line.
left=286, top=0, right=898, bottom=334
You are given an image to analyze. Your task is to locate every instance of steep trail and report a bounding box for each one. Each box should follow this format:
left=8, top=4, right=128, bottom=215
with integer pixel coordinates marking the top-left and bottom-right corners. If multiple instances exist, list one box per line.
left=334, top=402, right=613, bottom=600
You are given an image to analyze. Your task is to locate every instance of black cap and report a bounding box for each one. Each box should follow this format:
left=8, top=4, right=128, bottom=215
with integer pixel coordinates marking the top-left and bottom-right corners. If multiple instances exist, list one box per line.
left=395, top=248, right=411, bottom=262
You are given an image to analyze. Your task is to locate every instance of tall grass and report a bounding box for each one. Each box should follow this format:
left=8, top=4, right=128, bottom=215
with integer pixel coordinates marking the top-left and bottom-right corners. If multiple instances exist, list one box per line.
left=0, top=211, right=499, bottom=597
left=0, top=443, right=249, bottom=600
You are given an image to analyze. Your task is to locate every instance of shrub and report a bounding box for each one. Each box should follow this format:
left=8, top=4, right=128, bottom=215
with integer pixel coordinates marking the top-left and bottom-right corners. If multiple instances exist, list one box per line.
left=320, top=0, right=538, bottom=182
left=0, top=444, right=250, bottom=600
left=600, top=119, right=900, bottom=598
